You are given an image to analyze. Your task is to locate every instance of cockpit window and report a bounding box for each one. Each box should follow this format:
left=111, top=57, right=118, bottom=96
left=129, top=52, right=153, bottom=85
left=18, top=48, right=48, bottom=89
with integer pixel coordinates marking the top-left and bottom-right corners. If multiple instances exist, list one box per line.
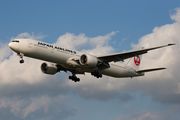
left=12, top=40, right=19, bottom=43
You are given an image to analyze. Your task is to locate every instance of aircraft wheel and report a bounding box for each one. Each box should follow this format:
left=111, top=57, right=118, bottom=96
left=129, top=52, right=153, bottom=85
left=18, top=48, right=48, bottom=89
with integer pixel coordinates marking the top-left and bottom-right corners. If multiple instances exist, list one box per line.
left=74, top=77, right=80, bottom=82
left=76, top=78, right=80, bottom=82
left=20, top=60, right=24, bottom=64
left=99, top=74, right=102, bottom=78
left=69, top=75, right=80, bottom=82
left=69, top=76, right=72, bottom=80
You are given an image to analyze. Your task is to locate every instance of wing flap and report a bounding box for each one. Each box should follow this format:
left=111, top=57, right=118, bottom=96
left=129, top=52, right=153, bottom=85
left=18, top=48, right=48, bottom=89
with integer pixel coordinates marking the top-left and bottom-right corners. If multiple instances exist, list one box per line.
left=136, top=68, right=166, bottom=73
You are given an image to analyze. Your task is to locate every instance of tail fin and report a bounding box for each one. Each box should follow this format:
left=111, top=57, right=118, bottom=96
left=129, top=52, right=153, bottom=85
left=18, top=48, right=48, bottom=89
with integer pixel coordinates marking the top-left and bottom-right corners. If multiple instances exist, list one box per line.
left=127, top=46, right=144, bottom=70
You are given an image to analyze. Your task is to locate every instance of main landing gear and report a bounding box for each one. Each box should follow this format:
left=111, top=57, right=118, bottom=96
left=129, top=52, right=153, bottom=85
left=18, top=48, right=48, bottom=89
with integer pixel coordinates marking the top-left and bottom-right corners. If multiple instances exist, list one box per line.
left=91, top=70, right=102, bottom=78
left=69, top=74, right=80, bottom=82
left=17, top=53, right=24, bottom=64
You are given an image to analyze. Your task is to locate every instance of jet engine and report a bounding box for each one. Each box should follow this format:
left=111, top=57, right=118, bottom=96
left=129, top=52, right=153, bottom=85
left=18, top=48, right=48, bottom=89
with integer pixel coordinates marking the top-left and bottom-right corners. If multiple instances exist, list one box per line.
left=41, top=63, right=58, bottom=75
left=80, top=54, right=98, bottom=67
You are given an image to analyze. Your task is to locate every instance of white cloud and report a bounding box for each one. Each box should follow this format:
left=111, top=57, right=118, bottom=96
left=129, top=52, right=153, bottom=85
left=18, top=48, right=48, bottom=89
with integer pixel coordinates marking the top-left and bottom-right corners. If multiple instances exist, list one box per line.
left=171, top=8, right=180, bottom=23
left=55, top=33, right=88, bottom=50
left=113, top=105, right=180, bottom=120
left=13, top=32, right=47, bottom=40
left=82, top=31, right=118, bottom=55
left=126, top=8, right=180, bottom=103
left=0, top=43, right=11, bottom=62
left=2, top=8, right=180, bottom=103
left=0, top=51, right=61, bottom=86
left=55, top=31, right=118, bottom=55
left=58, top=8, right=180, bottom=104
left=0, top=95, right=77, bottom=120
left=21, top=95, right=67, bottom=118
left=0, top=31, right=120, bottom=119
left=0, top=33, right=78, bottom=119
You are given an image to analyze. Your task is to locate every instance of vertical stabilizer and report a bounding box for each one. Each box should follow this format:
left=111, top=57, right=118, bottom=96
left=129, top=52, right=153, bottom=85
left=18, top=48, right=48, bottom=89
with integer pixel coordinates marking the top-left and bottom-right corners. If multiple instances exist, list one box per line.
left=127, top=46, right=144, bottom=70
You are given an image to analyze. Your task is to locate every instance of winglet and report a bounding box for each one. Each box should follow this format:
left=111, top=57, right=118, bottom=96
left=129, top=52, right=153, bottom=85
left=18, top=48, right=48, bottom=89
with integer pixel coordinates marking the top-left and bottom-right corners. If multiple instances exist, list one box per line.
left=168, top=43, right=176, bottom=46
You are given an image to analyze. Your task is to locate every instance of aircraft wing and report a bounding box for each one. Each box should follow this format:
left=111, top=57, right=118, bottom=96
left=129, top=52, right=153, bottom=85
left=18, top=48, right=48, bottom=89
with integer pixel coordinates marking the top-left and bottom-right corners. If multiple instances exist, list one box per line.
left=97, top=44, right=175, bottom=62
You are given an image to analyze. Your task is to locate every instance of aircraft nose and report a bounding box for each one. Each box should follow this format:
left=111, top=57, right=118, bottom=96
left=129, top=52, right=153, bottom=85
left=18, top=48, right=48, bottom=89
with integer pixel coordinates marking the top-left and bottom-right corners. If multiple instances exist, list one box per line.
left=8, top=41, right=19, bottom=52
left=8, top=42, right=13, bottom=49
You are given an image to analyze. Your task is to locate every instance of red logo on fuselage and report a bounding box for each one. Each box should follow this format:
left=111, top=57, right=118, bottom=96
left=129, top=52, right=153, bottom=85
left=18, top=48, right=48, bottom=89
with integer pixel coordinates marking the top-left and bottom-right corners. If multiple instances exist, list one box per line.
left=134, top=56, right=140, bottom=66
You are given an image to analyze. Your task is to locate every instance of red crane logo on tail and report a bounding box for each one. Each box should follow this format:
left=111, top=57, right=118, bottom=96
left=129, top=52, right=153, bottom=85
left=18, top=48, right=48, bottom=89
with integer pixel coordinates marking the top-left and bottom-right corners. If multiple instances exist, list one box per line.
left=134, top=56, right=140, bottom=66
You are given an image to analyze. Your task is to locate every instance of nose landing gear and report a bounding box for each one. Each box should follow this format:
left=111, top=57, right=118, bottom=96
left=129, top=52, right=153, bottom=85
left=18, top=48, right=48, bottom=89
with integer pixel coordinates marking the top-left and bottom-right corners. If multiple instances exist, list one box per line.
left=17, top=53, right=24, bottom=64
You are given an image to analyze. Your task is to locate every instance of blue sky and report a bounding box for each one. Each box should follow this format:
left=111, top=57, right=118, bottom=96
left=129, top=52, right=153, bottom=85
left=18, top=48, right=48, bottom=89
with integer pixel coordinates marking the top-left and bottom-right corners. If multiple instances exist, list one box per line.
left=0, top=0, right=180, bottom=120
left=1, top=1, right=177, bottom=45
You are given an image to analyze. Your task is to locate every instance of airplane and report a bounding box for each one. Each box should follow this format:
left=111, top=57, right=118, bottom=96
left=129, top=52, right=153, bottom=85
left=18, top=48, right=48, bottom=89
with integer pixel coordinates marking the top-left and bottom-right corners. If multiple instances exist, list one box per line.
left=8, top=39, right=175, bottom=82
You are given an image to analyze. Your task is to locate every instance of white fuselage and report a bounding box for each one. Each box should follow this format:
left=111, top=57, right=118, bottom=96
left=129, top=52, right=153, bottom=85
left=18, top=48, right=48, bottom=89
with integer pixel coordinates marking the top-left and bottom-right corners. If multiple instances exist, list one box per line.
left=9, top=39, right=143, bottom=78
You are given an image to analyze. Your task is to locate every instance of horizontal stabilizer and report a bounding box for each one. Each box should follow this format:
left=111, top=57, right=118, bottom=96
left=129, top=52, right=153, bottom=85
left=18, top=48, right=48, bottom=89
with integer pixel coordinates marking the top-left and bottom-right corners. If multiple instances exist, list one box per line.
left=136, top=68, right=166, bottom=73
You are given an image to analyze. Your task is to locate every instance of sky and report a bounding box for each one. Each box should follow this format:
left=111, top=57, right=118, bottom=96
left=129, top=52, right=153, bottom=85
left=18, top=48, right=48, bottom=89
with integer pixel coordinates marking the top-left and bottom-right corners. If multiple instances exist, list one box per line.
left=0, top=0, right=180, bottom=120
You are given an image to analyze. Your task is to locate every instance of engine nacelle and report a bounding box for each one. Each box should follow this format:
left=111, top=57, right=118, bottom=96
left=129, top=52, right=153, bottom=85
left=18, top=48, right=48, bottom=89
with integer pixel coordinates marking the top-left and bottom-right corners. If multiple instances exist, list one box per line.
left=80, top=54, right=98, bottom=67
left=41, top=63, right=58, bottom=75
